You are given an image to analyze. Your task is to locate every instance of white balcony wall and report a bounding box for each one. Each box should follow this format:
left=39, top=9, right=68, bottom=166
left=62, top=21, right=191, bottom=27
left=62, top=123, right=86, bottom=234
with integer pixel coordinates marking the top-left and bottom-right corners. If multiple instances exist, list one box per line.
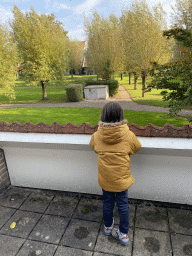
left=0, top=132, right=192, bottom=205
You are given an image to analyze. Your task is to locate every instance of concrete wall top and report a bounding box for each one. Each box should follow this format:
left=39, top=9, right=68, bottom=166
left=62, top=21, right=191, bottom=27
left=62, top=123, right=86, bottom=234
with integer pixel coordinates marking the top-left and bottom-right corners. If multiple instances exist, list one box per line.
left=0, top=132, right=192, bottom=157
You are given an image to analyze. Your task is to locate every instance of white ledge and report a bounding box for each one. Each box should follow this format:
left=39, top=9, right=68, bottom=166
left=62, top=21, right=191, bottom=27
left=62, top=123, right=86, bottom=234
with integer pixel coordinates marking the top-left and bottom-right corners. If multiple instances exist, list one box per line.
left=0, top=132, right=192, bottom=205
left=0, top=132, right=192, bottom=156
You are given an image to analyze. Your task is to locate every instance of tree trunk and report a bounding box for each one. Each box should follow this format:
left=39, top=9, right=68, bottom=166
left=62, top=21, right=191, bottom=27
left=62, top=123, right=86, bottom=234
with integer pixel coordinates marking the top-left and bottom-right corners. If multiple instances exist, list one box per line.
left=41, top=81, right=47, bottom=100
left=129, top=73, right=132, bottom=85
left=134, top=73, right=138, bottom=90
left=141, top=71, right=147, bottom=97
left=97, top=75, right=99, bottom=81
left=121, top=73, right=123, bottom=81
left=70, top=70, right=73, bottom=78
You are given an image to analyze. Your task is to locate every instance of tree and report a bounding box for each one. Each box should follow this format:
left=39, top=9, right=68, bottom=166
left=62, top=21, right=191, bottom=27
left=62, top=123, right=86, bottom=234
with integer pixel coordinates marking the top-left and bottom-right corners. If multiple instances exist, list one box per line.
left=170, top=0, right=192, bottom=58
left=148, top=28, right=192, bottom=119
left=120, top=1, right=172, bottom=96
left=170, top=0, right=192, bottom=32
left=84, top=11, right=124, bottom=80
left=11, top=5, right=69, bottom=100
left=120, top=9, right=141, bottom=89
left=68, top=40, right=84, bottom=78
left=147, top=0, right=192, bottom=121
left=0, top=22, right=17, bottom=99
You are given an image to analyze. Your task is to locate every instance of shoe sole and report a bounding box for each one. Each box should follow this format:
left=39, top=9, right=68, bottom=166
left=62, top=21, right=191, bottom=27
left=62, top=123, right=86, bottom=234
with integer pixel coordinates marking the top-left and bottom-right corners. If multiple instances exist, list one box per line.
left=104, top=230, right=112, bottom=236
left=113, top=235, right=129, bottom=245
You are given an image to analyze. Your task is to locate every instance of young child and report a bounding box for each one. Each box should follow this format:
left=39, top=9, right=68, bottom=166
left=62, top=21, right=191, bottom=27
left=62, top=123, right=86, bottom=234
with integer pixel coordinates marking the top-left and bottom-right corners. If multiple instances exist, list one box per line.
left=89, top=101, right=141, bottom=245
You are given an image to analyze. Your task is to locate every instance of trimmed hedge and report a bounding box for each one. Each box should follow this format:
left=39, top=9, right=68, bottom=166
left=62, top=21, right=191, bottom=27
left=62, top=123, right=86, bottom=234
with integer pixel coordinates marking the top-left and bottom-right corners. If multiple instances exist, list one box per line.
left=66, top=84, right=83, bottom=102
left=84, top=79, right=119, bottom=96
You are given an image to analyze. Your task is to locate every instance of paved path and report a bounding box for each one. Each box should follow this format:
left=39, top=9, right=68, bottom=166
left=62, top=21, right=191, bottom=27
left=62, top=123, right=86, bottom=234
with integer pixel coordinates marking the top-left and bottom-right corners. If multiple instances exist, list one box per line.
left=0, top=185, right=192, bottom=256
left=1, top=85, right=192, bottom=116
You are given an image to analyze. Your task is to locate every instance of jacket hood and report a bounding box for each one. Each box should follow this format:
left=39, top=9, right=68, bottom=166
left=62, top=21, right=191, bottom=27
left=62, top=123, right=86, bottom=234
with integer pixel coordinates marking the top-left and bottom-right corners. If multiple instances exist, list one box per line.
left=97, top=120, right=128, bottom=144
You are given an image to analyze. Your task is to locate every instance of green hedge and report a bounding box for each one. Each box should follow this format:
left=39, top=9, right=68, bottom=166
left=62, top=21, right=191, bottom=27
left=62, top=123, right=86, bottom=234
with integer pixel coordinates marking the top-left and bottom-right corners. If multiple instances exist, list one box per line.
left=84, top=79, right=119, bottom=96
left=69, top=79, right=87, bottom=98
left=66, top=84, right=83, bottom=102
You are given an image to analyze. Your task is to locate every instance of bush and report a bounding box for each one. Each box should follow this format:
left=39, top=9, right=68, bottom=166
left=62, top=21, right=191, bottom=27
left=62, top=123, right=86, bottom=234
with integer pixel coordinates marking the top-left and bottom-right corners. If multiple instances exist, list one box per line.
left=69, top=79, right=89, bottom=98
left=66, top=84, right=83, bottom=102
left=101, top=60, right=114, bottom=80
left=84, top=79, right=119, bottom=96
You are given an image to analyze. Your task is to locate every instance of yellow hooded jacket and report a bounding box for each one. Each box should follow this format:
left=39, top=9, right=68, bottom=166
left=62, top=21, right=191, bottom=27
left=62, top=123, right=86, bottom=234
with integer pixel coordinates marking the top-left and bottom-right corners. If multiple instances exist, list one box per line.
left=89, top=120, right=142, bottom=192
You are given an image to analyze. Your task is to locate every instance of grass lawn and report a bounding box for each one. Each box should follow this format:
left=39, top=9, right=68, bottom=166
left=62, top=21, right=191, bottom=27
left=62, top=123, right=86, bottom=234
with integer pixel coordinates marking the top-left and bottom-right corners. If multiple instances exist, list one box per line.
left=116, top=74, right=192, bottom=110
left=0, top=75, right=96, bottom=104
left=0, top=107, right=189, bottom=127
left=0, top=74, right=169, bottom=107
left=116, top=74, right=170, bottom=107
left=1, top=74, right=192, bottom=110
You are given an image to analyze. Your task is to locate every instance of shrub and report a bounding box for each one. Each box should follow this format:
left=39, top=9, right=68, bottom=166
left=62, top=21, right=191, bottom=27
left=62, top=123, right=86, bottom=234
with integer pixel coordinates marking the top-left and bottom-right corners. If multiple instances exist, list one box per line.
left=69, top=79, right=89, bottom=98
left=84, top=79, right=119, bottom=96
left=101, top=60, right=114, bottom=80
left=66, top=84, right=83, bottom=102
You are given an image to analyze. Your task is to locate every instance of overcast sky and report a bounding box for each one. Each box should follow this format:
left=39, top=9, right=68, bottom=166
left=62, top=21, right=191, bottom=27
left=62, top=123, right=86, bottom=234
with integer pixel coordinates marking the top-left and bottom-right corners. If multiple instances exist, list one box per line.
left=0, top=0, right=176, bottom=41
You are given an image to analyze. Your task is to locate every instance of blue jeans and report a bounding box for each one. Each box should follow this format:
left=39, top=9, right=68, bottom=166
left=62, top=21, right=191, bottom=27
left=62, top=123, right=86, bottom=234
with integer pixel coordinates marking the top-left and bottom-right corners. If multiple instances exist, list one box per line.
left=102, top=189, right=129, bottom=234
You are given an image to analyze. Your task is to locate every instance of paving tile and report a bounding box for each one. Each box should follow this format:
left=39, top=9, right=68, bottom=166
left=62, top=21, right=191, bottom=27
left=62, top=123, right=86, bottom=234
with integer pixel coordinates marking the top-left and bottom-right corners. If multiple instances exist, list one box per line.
left=93, top=253, right=114, bottom=256
left=0, top=210, right=42, bottom=238
left=73, top=198, right=103, bottom=222
left=20, top=190, right=55, bottom=213
left=0, top=206, right=16, bottom=229
left=168, top=208, right=192, bottom=235
left=29, top=214, right=70, bottom=244
left=16, top=240, right=57, bottom=256
left=113, top=203, right=135, bottom=227
left=54, top=246, right=93, bottom=256
left=61, top=219, right=100, bottom=251
left=45, top=194, right=79, bottom=217
left=0, top=186, right=32, bottom=208
left=133, top=228, right=172, bottom=256
left=171, top=233, right=192, bottom=256
left=95, top=224, right=133, bottom=255
left=135, top=205, right=168, bottom=231
left=93, top=252, right=115, bottom=256
left=0, top=234, right=25, bottom=256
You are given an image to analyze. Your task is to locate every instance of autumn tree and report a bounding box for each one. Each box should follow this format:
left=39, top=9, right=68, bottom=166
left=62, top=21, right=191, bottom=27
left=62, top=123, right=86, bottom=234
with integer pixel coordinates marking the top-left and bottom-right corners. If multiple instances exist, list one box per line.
left=148, top=29, right=192, bottom=118
left=68, top=40, right=84, bottom=78
left=148, top=0, right=192, bottom=119
left=0, top=22, right=17, bottom=99
left=170, top=0, right=192, bottom=59
left=84, top=11, right=124, bottom=80
left=11, top=5, right=69, bottom=100
left=170, top=0, right=192, bottom=31
left=120, top=1, right=172, bottom=96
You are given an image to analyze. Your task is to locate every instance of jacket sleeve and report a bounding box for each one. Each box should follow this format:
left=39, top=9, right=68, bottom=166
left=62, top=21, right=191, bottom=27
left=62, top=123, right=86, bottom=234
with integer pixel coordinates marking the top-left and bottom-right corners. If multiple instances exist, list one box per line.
left=89, top=133, right=95, bottom=151
left=129, top=132, right=142, bottom=155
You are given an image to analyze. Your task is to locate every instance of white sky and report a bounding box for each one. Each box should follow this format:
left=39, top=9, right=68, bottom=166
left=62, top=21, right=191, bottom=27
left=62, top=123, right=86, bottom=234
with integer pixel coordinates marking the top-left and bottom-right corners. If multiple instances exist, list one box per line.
left=0, top=0, right=176, bottom=41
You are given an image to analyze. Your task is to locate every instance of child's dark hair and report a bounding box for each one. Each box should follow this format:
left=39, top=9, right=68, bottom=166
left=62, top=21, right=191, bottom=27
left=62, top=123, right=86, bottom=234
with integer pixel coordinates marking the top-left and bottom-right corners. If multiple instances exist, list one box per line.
left=101, top=101, right=124, bottom=123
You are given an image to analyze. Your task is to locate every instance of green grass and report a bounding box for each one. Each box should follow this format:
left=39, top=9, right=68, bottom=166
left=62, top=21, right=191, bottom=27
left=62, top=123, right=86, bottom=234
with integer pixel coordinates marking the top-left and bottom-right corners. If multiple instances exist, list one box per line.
left=116, top=74, right=192, bottom=110
left=116, top=74, right=170, bottom=107
left=2, top=74, right=191, bottom=110
left=0, top=107, right=189, bottom=127
left=0, top=75, right=96, bottom=104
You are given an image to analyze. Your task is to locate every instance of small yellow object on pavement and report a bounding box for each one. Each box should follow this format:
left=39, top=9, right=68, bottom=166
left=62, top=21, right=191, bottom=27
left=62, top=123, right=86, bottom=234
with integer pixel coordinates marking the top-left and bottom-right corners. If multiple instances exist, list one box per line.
left=10, top=222, right=16, bottom=229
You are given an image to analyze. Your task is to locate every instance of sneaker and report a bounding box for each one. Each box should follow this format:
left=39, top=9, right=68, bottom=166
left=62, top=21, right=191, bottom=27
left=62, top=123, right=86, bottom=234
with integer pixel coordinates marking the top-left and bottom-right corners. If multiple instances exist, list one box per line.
left=104, top=218, right=114, bottom=235
left=112, top=228, right=129, bottom=245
